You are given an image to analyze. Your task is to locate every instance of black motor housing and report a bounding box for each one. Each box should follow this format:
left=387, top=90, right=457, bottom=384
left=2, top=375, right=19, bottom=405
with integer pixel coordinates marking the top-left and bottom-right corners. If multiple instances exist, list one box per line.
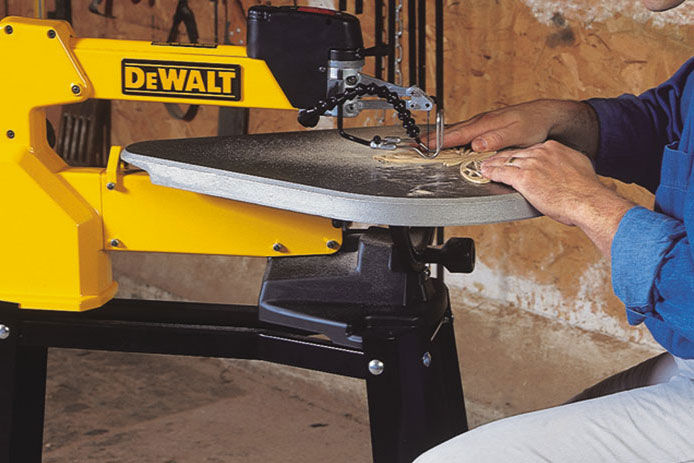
left=247, top=5, right=364, bottom=111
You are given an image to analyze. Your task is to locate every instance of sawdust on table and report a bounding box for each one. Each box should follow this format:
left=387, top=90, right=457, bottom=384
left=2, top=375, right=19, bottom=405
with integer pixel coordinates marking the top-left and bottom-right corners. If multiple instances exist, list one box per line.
left=373, top=147, right=498, bottom=184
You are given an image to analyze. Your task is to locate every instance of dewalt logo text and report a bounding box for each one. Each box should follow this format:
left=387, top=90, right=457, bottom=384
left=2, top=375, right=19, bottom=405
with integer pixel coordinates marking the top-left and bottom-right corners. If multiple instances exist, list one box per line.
left=121, top=59, right=241, bottom=101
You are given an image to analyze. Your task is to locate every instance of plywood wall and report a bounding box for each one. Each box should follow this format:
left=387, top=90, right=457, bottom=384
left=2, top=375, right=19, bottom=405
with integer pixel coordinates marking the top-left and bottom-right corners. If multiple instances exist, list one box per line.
left=5, top=0, right=693, bottom=346
left=439, top=1, right=692, bottom=347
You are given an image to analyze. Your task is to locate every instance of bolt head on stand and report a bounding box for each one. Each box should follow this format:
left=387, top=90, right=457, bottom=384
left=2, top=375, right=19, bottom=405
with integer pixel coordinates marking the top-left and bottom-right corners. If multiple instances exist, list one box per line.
left=0, top=325, right=10, bottom=340
left=422, top=352, right=432, bottom=367
left=368, top=359, right=384, bottom=376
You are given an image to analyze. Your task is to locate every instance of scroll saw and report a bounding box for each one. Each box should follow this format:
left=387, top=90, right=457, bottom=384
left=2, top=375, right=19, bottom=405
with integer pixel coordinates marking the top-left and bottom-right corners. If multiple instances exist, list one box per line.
left=0, top=5, right=455, bottom=312
left=0, top=5, right=537, bottom=462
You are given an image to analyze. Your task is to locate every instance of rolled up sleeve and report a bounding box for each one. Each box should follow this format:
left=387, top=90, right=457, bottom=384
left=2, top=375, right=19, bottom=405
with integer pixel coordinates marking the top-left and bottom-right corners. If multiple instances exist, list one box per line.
left=611, top=206, right=690, bottom=331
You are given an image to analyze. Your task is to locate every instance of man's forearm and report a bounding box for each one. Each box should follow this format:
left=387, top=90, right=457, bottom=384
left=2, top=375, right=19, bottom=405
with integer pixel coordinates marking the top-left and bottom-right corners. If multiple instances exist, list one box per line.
left=547, top=100, right=600, bottom=160
left=572, top=187, right=635, bottom=257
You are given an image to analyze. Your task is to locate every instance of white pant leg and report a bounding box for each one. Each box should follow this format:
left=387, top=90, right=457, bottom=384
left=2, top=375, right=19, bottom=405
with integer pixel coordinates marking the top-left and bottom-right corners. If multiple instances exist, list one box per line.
left=414, top=357, right=694, bottom=463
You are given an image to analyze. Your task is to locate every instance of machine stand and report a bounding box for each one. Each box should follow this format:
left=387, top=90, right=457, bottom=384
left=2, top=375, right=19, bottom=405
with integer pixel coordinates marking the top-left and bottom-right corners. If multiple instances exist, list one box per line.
left=0, top=227, right=471, bottom=462
left=0, top=311, right=48, bottom=463
left=364, top=314, right=468, bottom=462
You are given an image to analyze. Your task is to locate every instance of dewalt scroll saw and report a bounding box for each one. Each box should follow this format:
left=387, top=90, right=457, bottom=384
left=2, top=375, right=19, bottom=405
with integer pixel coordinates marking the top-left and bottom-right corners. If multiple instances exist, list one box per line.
left=0, top=4, right=537, bottom=462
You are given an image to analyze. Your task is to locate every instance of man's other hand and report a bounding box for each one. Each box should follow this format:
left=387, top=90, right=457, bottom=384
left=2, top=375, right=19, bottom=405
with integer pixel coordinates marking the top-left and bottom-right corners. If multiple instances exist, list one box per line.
left=480, top=141, right=634, bottom=256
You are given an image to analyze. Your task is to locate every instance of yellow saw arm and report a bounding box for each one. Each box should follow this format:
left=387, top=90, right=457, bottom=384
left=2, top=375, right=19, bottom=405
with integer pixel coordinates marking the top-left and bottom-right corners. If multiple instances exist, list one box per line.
left=0, top=17, right=341, bottom=312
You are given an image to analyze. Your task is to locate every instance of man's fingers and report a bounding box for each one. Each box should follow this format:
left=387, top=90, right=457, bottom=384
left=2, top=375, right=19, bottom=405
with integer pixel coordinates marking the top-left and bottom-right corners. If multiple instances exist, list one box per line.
left=480, top=154, right=510, bottom=168
left=426, top=126, right=507, bottom=150
left=426, top=113, right=508, bottom=149
left=483, top=156, right=524, bottom=168
left=453, top=117, right=514, bottom=150
left=471, top=131, right=502, bottom=152
left=424, top=127, right=476, bottom=149
left=482, top=148, right=537, bottom=168
left=441, top=130, right=474, bottom=148
left=470, top=121, right=530, bottom=151
left=479, top=165, right=520, bottom=186
left=426, top=110, right=547, bottom=152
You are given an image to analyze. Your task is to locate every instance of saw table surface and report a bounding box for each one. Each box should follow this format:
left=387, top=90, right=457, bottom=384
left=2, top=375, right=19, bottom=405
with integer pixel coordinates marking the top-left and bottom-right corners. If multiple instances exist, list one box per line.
left=122, top=126, right=540, bottom=226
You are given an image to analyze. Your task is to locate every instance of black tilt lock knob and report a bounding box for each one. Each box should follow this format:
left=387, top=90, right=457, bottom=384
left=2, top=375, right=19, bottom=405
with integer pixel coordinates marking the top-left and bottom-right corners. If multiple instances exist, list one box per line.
left=422, top=238, right=475, bottom=274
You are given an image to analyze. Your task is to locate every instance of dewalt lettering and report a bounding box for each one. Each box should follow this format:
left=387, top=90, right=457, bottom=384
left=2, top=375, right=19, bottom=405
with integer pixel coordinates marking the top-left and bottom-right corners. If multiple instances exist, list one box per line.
left=121, top=59, right=241, bottom=101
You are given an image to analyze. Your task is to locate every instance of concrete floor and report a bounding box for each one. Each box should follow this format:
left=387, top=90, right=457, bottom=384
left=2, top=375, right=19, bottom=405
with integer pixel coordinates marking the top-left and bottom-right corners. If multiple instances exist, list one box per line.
left=42, top=351, right=371, bottom=462
left=40, top=273, right=661, bottom=462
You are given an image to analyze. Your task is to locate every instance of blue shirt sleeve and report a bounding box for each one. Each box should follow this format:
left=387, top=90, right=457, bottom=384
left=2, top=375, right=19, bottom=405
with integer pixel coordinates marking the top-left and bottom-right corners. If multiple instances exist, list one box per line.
left=611, top=206, right=694, bottom=346
left=586, top=59, right=694, bottom=356
left=586, top=58, right=693, bottom=193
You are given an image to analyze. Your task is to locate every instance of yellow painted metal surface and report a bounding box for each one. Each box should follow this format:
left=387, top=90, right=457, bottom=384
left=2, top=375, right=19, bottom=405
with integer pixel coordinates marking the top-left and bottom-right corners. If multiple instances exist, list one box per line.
left=0, top=17, right=117, bottom=311
left=73, top=38, right=294, bottom=109
left=57, top=164, right=341, bottom=257
left=0, top=17, right=340, bottom=311
left=97, top=170, right=341, bottom=256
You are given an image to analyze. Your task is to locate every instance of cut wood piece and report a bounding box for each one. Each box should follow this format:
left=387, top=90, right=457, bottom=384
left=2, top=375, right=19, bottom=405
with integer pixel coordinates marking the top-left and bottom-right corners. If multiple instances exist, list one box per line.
left=459, top=151, right=499, bottom=184
left=373, top=147, right=498, bottom=184
left=372, top=148, right=467, bottom=166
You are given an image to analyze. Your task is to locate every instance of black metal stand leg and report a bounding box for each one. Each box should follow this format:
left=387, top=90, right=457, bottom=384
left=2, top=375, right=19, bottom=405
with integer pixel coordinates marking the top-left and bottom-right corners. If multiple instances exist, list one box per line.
left=364, top=315, right=467, bottom=463
left=0, top=309, right=48, bottom=463
left=429, top=316, right=468, bottom=436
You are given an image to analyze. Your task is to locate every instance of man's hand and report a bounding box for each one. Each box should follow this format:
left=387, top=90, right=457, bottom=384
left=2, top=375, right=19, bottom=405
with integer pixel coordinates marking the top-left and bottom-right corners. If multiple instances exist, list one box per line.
left=431, top=98, right=628, bottom=255
left=428, top=99, right=599, bottom=158
left=480, top=141, right=635, bottom=256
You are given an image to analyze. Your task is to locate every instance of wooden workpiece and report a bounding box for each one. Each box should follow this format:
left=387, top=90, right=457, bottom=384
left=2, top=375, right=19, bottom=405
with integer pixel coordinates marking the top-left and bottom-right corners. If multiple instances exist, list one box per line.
left=373, top=148, right=498, bottom=184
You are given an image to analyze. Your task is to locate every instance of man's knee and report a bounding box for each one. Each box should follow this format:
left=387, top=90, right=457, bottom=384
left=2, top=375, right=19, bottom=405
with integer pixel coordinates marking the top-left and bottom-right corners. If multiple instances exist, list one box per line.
left=413, top=419, right=529, bottom=463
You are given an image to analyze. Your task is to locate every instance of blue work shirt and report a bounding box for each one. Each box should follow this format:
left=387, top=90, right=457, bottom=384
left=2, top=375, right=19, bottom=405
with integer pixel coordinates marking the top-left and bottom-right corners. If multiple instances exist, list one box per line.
left=587, top=58, right=694, bottom=359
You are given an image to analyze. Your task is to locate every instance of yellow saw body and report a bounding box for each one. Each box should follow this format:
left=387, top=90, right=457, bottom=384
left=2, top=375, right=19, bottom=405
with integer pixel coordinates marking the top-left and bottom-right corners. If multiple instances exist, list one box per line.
left=0, top=17, right=342, bottom=312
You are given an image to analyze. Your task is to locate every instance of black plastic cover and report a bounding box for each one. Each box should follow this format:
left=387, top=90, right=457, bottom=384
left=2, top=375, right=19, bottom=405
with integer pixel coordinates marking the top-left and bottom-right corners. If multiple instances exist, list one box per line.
left=259, top=228, right=448, bottom=348
left=247, top=5, right=364, bottom=109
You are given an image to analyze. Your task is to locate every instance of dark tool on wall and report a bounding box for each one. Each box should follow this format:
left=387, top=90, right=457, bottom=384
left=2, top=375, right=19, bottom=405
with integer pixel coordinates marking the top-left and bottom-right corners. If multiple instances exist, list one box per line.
left=338, top=0, right=364, bottom=15
left=88, top=0, right=115, bottom=18
left=210, top=0, right=219, bottom=43
left=46, top=0, right=71, bottom=22
left=55, top=100, right=111, bottom=167
left=164, top=0, right=200, bottom=122
left=218, top=0, right=248, bottom=137
left=222, top=0, right=231, bottom=43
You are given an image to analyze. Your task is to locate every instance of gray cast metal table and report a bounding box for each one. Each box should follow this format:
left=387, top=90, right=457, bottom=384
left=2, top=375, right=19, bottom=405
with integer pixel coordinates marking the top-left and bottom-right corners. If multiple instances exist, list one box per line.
left=122, top=126, right=539, bottom=226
